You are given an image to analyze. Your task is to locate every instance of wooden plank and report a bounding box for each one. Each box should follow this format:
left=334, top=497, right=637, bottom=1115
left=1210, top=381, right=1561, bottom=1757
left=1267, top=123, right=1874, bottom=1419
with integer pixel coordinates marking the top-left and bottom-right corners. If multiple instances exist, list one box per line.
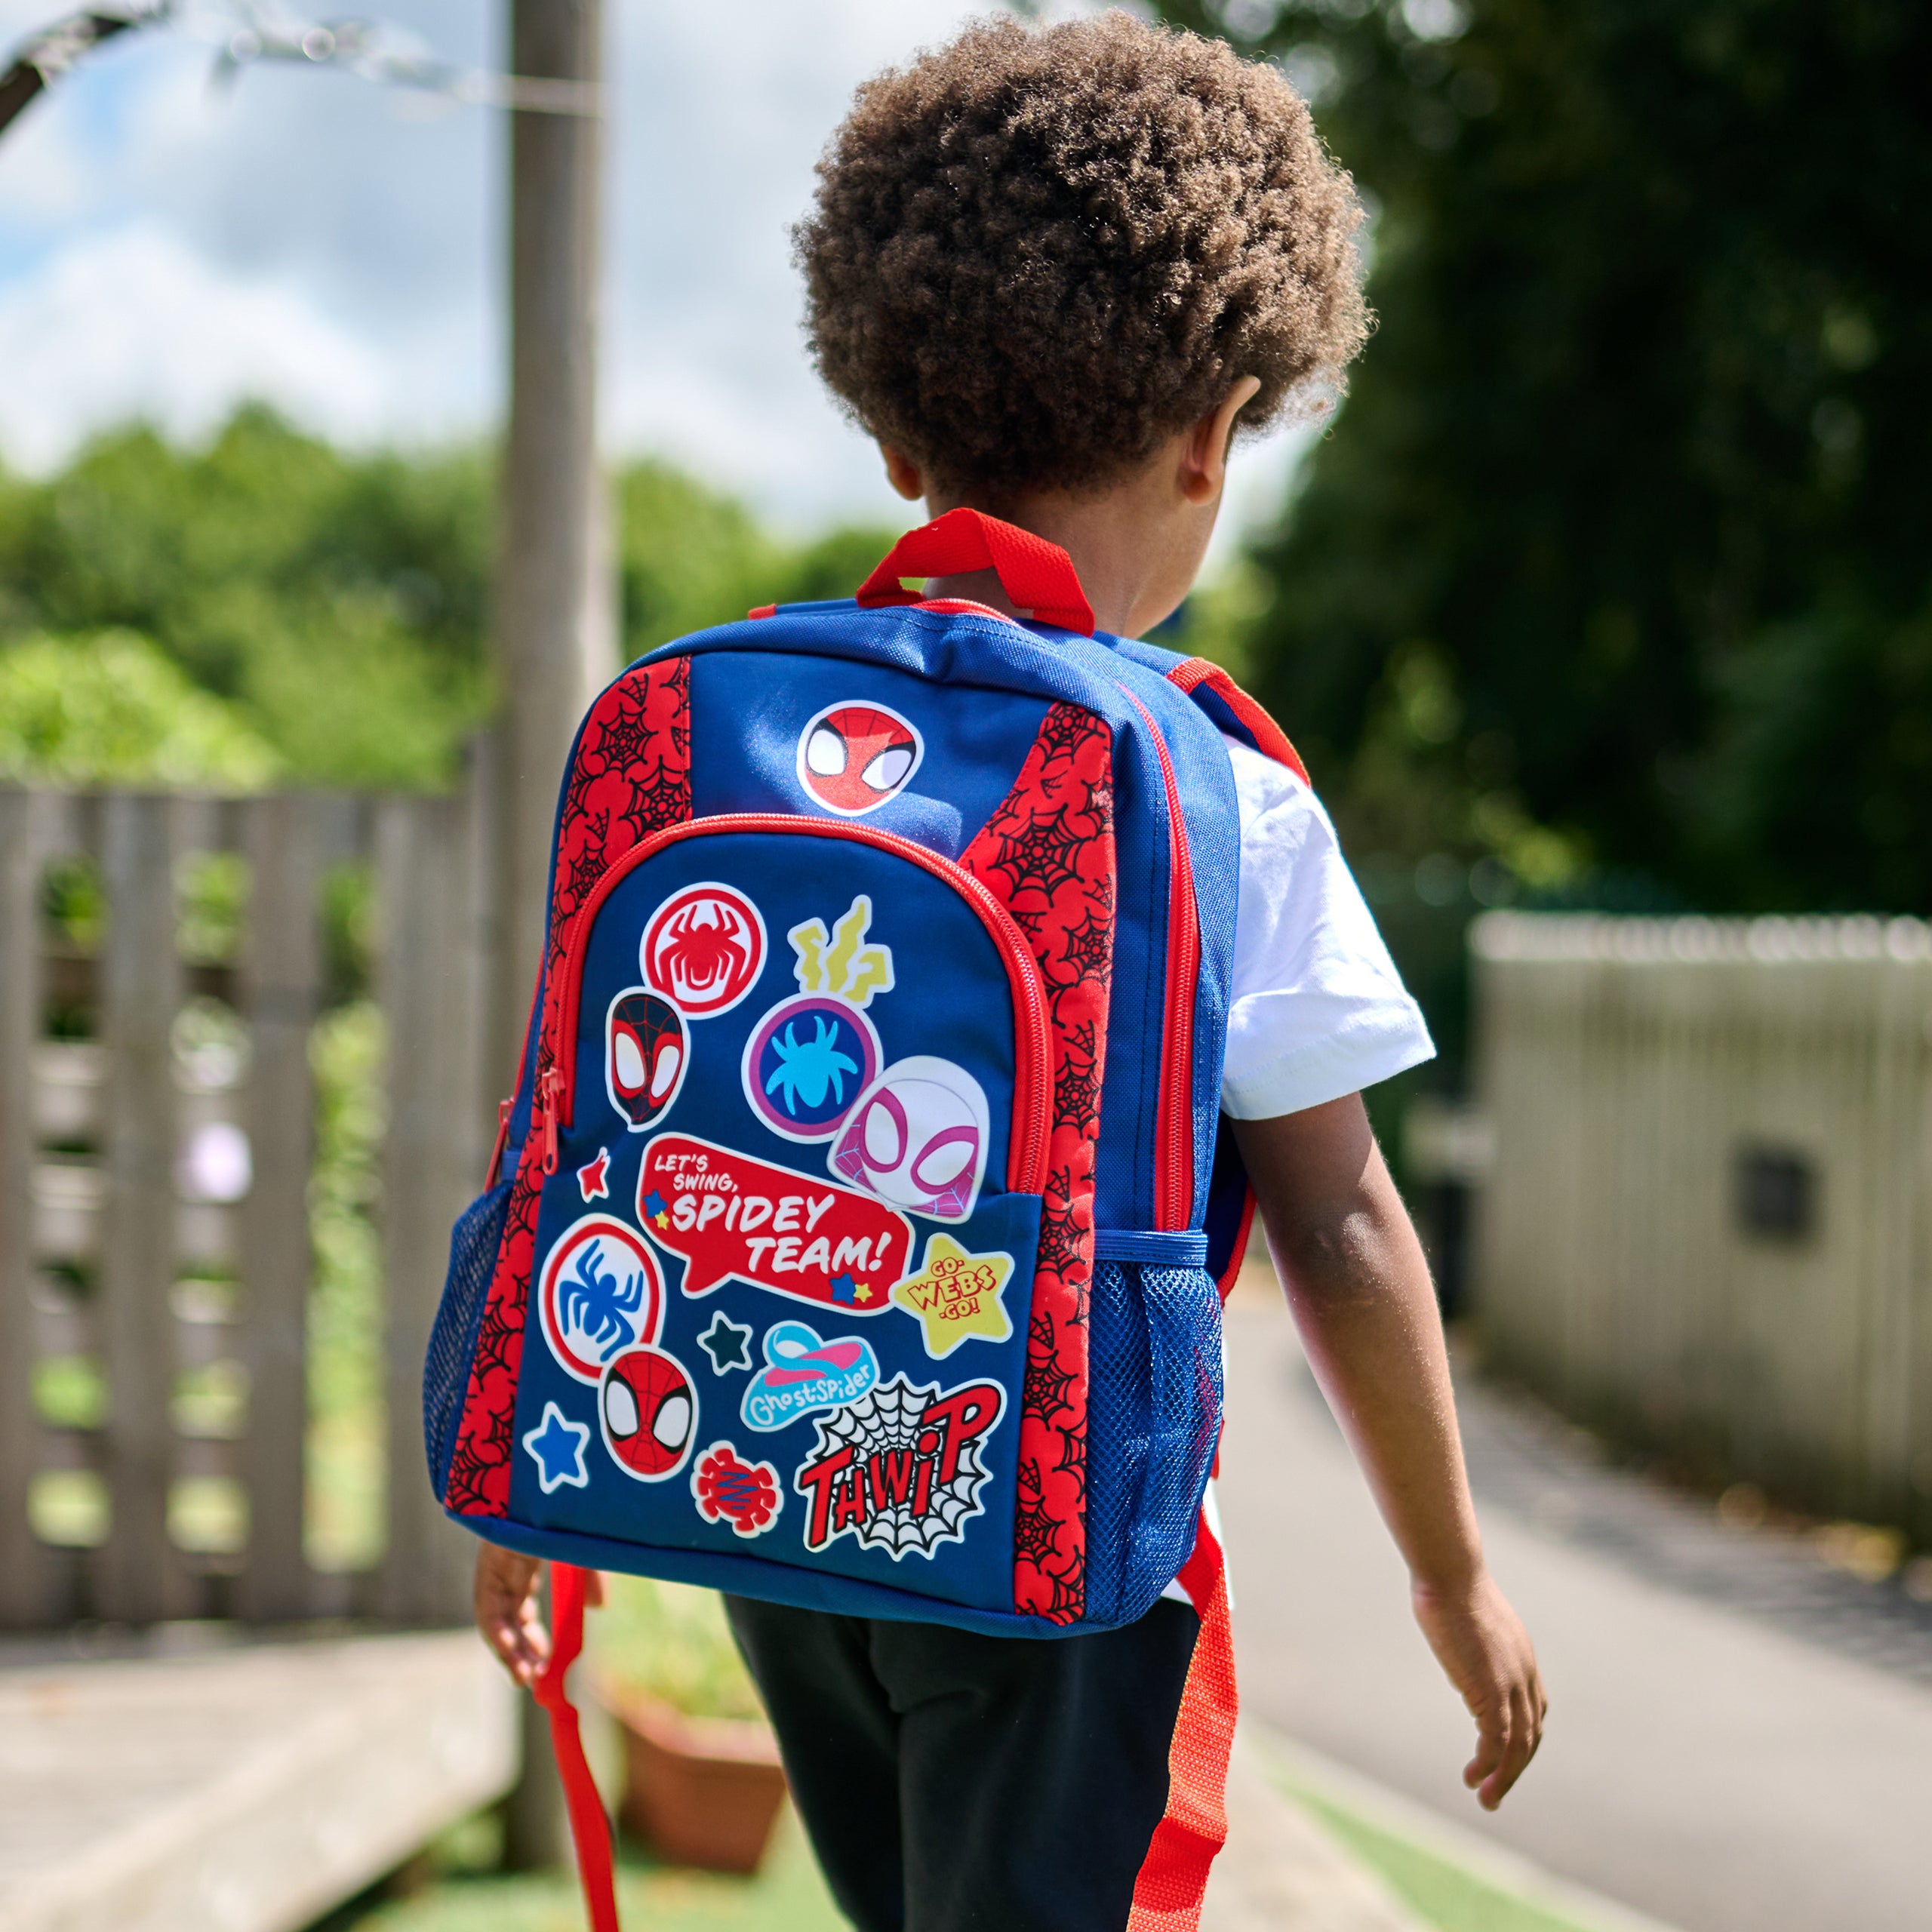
left=0, top=792, right=55, bottom=1628
left=375, top=798, right=474, bottom=1624
left=96, top=794, right=189, bottom=1624
left=235, top=796, right=322, bottom=1622
left=0, top=1631, right=517, bottom=1932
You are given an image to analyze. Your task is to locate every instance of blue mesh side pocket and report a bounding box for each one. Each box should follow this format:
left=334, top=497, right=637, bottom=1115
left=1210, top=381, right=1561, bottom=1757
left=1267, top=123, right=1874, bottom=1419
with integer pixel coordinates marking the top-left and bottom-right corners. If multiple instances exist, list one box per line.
left=423, top=1179, right=512, bottom=1503
left=1084, top=1260, right=1224, bottom=1626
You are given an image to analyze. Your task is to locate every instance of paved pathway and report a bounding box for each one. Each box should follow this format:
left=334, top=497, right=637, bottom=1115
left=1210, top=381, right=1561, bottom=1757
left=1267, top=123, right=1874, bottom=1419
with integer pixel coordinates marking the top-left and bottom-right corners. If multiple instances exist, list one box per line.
left=1216, top=1284, right=1932, bottom=1932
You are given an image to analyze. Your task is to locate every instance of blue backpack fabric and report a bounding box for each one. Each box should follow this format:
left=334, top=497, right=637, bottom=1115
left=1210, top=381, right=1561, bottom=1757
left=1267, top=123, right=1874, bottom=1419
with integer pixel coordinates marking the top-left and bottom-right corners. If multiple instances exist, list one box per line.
left=423, top=509, right=1296, bottom=1638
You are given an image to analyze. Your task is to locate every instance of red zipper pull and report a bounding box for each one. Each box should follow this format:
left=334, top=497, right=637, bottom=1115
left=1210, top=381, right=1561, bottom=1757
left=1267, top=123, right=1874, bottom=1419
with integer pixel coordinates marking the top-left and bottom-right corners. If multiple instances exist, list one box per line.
left=539, top=1069, right=564, bottom=1175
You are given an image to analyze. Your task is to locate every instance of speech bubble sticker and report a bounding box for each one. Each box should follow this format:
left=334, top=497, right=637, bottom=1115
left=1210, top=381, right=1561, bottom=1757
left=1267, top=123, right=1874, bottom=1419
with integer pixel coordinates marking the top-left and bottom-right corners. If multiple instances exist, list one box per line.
left=639, top=1132, right=912, bottom=1314
left=537, top=1214, right=666, bottom=1383
left=740, top=1319, right=881, bottom=1432
left=889, top=1233, right=1015, bottom=1358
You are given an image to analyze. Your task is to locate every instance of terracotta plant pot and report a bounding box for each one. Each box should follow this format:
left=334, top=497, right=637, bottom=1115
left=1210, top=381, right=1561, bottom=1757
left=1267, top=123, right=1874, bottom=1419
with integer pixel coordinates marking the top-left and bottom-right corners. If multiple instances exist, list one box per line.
left=600, top=1683, right=789, bottom=1874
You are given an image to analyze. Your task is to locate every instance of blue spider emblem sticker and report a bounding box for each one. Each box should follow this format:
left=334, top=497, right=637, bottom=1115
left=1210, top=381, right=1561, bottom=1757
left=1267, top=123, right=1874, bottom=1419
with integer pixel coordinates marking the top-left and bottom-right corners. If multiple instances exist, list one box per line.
left=537, top=1214, right=665, bottom=1383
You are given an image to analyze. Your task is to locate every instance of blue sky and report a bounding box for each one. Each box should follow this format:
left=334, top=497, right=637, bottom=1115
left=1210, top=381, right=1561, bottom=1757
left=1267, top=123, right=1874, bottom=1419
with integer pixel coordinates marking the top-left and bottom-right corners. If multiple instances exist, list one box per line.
left=0, top=0, right=1309, bottom=549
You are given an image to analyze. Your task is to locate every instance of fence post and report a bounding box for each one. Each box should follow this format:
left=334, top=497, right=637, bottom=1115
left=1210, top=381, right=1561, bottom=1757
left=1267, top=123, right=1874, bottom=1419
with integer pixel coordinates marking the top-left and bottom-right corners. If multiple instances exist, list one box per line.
left=235, top=793, right=323, bottom=1621
left=0, top=790, right=55, bottom=1627
left=377, top=796, right=474, bottom=1623
left=97, top=792, right=189, bottom=1623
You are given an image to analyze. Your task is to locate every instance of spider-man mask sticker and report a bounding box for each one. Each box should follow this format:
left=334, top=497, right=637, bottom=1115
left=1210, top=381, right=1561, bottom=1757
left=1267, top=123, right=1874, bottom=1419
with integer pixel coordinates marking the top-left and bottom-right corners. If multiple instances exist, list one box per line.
left=794, top=1374, right=1005, bottom=1561
left=606, top=989, right=688, bottom=1131
left=538, top=1214, right=666, bottom=1384
left=639, top=1132, right=912, bottom=1313
left=830, top=1056, right=990, bottom=1223
left=797, top=702, right=923, bottom=817
left=641, top=883, right=766, bottom=1017
left=600, top=1344, right=697, bottom=1481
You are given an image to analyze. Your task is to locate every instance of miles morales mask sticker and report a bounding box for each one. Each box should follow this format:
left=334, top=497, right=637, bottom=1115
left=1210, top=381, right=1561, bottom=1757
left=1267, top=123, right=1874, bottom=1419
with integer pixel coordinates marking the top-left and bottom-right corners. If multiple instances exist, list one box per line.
left=691, top=1441, right=784, bottom=1538
left=889, top=1234, right=1015, bottom=1358
left=538, top=1214, right=665, bottom=1383
left=606, top=988, right=688, bottom=1131
left=741, top=895, right=891, bottom=1143
left=830, top=1056, right=990, bottom=1223
left=794, top=1374, right=1004, bottom=1561
left=521, top=1401, right=591, bottom=1494
left=641, top=883, right=766, bottom=1017
left=740, top=1319, right=880, bottom=1433
left=639, top=1133, right=912, bottom=1313
left=798, top=702, right=922, bottom=817
left=600, top=1345, right=697, bottom=1481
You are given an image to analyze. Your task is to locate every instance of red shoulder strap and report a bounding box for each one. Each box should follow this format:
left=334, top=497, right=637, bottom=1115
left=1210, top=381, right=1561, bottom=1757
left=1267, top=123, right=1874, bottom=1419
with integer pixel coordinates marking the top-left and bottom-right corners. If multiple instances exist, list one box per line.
left=534, top=1562, right=622, bottom=1932
left=857, top=508, right=1096, bottom=636
left=1166, top=657, right=1309, bottom=784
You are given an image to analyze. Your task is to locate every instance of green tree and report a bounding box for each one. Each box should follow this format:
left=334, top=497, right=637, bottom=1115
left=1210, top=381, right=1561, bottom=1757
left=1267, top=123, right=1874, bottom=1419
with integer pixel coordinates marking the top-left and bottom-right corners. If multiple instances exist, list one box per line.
left=1155, top=0, right=1930, bottom=917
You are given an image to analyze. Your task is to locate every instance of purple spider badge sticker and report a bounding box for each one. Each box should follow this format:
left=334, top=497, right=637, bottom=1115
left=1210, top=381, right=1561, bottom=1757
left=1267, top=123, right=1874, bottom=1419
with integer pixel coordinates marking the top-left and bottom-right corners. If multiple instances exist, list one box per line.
left=537, top=1214, right=666, bottom=1383
left=742, top=894, right=891, bottom=1143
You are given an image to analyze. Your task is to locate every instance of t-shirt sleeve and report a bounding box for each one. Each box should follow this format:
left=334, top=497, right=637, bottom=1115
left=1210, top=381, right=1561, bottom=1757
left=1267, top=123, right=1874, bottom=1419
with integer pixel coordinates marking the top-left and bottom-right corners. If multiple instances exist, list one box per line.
left=1219, top=735, right=1435, bottom=1119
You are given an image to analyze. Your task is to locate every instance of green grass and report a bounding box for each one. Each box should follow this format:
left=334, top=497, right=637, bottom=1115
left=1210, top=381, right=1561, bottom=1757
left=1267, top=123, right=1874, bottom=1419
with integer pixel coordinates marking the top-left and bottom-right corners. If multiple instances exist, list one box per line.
left=1267, top=1767, right=1597, bottom=1932
left=330, top=1812, right=848, bottom=1932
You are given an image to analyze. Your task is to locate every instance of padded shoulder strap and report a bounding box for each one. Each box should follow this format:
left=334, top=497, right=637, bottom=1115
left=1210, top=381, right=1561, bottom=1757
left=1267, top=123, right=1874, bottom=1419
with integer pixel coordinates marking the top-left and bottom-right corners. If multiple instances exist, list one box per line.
left=1164, top=657, right=1309, bottom=785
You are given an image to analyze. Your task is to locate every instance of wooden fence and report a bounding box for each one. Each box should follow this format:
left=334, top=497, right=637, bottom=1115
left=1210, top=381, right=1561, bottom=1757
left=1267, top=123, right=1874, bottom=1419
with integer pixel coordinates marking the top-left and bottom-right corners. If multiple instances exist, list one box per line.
left=1471, top=912, right=1932, bottom=1536
left=0, top=758, right=511, bottom=1630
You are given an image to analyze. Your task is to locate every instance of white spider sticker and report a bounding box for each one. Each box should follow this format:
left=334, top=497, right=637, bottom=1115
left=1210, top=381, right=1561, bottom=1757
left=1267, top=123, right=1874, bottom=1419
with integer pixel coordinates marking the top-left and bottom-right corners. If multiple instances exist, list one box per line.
left=792, top=1373, right=1004, bottom=1561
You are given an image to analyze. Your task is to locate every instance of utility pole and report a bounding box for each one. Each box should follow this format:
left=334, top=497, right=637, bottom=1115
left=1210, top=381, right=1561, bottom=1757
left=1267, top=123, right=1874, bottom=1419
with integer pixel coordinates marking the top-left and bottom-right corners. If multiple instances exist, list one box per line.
left=495, top=0, right=615, bottom=1063
left=496, top=0, right=611, bottom=1872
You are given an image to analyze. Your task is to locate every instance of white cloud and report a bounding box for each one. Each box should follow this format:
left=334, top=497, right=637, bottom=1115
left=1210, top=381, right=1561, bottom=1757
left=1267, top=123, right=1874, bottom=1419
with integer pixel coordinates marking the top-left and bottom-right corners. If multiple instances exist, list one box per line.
left=0, top=0, right=1306, bottom=551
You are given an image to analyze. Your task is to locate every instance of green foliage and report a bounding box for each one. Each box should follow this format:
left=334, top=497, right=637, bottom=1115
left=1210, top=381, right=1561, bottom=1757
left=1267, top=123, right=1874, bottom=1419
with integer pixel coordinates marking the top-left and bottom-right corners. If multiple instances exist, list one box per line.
left=0, top=630, right=281, bottom=789
left=1154, top=0, right=1930, bottom=936
left=0, top=408, right=897, bottom=791
left=594, top=1576, right=766, bottom=1722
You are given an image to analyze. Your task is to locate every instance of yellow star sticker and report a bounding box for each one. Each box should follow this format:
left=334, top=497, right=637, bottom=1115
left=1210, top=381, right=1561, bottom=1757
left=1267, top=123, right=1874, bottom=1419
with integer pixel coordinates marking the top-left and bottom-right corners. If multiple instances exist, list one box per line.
left=889, top=1234, right=1015, bottom=1359
left=854, top=1281, right=873, bottom=1303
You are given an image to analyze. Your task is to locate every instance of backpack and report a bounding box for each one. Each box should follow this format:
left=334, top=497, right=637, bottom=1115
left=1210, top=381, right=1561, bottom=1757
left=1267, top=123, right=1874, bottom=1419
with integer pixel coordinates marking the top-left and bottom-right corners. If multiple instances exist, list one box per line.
left=422, top=509, right=1306, bottom=1924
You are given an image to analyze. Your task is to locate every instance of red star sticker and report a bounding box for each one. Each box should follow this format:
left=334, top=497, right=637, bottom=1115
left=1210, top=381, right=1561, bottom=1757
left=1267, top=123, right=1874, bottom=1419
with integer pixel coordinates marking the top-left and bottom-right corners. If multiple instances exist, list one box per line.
left=577, top=1147, right=611, bottom=1202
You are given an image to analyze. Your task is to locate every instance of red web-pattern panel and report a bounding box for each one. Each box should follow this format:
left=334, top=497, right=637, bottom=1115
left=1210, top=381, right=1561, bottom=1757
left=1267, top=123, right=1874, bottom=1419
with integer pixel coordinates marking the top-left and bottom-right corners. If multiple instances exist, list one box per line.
left=961, top=702, right=1115, bottom=1623
left=445, top=657, right=693, bottom=1516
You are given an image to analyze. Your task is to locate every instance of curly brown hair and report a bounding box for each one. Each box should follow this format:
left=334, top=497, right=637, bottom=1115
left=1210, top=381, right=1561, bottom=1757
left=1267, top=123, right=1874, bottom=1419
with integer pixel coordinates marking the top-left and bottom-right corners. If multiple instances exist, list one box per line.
left=794, top=12, right=1371, bottom=500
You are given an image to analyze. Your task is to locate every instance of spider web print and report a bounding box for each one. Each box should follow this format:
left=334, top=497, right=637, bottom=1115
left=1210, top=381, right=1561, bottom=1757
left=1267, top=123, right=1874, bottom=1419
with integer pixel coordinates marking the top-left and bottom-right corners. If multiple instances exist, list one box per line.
left=444, top=658, right=694, bottom=1515
left=961, top=701, right=1114, bottom=1621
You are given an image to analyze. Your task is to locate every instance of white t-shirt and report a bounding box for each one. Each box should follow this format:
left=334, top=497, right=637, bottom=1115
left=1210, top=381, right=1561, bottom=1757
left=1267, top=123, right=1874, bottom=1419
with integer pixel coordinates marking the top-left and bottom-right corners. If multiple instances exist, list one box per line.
left=1217, top=735, right=1434, bottom=1118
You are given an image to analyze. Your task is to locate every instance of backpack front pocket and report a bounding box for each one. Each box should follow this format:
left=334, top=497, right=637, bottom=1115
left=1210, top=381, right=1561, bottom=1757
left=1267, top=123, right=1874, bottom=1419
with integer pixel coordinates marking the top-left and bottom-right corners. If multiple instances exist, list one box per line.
left=508, top=816, right=1053, bottom=1614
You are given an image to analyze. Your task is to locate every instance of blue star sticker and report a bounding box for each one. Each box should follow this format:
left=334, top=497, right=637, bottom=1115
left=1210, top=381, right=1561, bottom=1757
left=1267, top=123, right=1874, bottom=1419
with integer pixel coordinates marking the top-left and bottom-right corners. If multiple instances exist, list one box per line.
left=697, top=1310, right=754, bottom=1376
left=521, top=1401, right=591, bottom=1494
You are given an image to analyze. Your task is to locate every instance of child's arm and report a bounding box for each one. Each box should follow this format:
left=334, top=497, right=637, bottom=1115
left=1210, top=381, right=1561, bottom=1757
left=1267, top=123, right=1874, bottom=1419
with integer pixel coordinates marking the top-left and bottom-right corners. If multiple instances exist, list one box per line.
left=1232, top=1092, right=1547, bottom=1810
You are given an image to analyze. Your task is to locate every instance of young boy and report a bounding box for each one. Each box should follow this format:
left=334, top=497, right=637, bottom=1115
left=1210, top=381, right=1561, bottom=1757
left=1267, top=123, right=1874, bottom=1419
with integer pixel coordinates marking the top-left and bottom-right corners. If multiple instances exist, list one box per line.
left=477, top=15, right=1544, bottom=1929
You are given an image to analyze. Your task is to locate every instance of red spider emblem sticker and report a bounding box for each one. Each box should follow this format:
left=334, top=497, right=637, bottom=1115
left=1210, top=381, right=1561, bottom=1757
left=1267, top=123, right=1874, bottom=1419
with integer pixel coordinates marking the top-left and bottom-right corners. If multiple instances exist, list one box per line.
left=642, top=884, right=767, bottom=1017
left=691, top=1440, right=784, bottom=1538
left=797, top=703, right=923, bottom=817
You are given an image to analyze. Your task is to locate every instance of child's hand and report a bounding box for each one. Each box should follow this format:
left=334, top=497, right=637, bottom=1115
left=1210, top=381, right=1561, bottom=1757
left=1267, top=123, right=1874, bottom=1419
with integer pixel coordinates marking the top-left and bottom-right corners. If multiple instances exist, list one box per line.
left=472, top=1545, right=605, bottom=1687
left=1411, top=1570, right=1547, bottom=1810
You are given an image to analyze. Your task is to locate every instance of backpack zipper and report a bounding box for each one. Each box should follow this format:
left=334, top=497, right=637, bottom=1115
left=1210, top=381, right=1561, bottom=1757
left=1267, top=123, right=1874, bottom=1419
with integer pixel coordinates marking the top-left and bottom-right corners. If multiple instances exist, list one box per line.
left=541, top=814, right=1054, bottom=1198
left=1118, top=688, right=1200, bottom=1232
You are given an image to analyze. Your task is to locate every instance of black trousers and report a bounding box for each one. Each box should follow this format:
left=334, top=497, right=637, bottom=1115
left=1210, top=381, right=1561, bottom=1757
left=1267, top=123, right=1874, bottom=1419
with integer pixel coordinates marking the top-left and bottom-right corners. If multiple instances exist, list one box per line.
left=723, top=1595, right=1199, bottom=1932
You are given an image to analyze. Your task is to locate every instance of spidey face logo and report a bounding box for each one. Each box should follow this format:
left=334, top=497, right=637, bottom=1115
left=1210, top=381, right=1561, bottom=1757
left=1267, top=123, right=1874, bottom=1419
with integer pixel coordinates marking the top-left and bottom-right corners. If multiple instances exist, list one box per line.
left=642, top=884, right=766, bottom=1017
left=798, top=703, right=922, bottom=817
left=600, top=1345, right=698, bottom=1481
left=606, top=989, right=688, bottom=1131
left=830, top=1056, right=990, bottom=1223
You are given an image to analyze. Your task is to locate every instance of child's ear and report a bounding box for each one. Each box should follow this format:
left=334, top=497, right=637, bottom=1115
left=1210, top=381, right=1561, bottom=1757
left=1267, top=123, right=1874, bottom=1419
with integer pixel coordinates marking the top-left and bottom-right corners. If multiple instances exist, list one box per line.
left=880, top=444, right=926, bottom=502
left=1179, top=376, right=1263, bottom=506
